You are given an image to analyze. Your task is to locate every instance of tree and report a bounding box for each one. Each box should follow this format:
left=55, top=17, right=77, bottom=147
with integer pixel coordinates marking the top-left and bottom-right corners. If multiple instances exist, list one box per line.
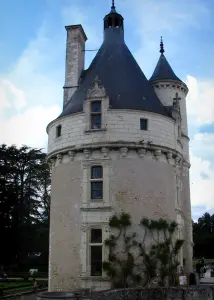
left=193, top=213, right=214, bottom=258
left=103, top=213, right=184, bottom=288
left=0, top=144, right=50, bottom=269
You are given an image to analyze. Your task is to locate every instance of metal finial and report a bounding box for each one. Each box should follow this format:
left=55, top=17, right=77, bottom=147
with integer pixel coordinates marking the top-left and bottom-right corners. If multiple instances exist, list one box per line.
left=112, top=0, right=115, bottom=9
left=160, top=36, right=165, bottom=54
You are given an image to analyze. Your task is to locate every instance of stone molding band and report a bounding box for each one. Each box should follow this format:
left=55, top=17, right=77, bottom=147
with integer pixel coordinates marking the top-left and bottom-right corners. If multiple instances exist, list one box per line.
left=151, top=80, right=188, bottom=95
left=47, top=141, right=190, bottom=169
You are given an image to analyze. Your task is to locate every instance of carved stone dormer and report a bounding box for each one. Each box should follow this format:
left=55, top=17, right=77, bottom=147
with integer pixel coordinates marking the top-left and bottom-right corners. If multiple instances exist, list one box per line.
left=84, top=76, right=109, bottom=132
left=85, top=76, right=106, bottom=99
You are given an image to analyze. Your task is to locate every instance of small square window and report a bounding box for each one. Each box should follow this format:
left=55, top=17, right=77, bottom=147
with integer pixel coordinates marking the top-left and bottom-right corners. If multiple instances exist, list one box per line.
left=56, top=125, right=62, bottom=137
left=140, top=119, right=148, bottom=131
left=91, top=229, right=102, bottom=243
left=91, top=166, right=103, bottom=179
left=91, top=102, right=101, bottom=113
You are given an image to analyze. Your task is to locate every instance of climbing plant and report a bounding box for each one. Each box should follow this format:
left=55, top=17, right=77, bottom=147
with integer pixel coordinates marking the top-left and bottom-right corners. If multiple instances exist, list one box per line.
left=103, top=213, right=184, bottom=288
left=139, top=218, right=184, bottom=286
left=102, top=213, right=141, bottom=288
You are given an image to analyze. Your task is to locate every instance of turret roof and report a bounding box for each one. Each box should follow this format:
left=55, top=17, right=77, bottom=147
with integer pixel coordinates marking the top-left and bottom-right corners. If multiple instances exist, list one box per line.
left=60, top=5, right=169, bottom=118
left=150, top=37, right=182, bottom=83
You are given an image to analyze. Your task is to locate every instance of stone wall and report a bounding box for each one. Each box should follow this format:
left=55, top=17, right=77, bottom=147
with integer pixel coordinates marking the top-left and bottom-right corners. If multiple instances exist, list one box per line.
left=47, top=109, right=183, bottom=157
left=89, top=287, right=214, bottom=300
left=48, top=146, right=192, bottom=290
left=152, top=81, right=188, bottom=136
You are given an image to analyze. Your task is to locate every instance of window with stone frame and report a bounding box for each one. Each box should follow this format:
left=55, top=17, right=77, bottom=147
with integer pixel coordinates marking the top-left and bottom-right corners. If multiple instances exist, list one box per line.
left=56, top=124, right=62, bottom=137
left=140, top=118, right=148, bottom=131
left=90, top=228, right=103, bottom=276
left=90, top=101, right=102, bottom=129
left=90, top=166, right=103, bottom=200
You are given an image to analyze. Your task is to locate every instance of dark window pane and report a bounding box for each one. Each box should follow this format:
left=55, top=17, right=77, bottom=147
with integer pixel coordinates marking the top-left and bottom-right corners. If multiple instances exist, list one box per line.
left=91, top=166, right=103, bottom=179
left=91, top=229, right=102, bottom=243
left=91, top=102, right=101, bottom=112
left=91, top=115, right=101, bottom=129
left=91, top=182, right=103, bottom=200
left=56, top=125, right=61, bottom=137
left=91, top=246, right=102, bottom=276
left=140, top=119, right=148, bottom=131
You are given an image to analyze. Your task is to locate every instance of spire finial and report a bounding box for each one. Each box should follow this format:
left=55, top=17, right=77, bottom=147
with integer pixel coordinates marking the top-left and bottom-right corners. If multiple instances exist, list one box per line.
left=112, top=0, right=115, bottom=9
left=160, top=36, right=165, bottom=54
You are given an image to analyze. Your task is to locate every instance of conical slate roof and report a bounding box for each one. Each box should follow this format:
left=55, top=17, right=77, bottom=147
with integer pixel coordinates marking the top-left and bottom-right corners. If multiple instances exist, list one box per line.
left=150, top=37, right=182, bottom=83
left=60, top=6, right=168, bottom=118
left=149, top=54, right=182, bottom=82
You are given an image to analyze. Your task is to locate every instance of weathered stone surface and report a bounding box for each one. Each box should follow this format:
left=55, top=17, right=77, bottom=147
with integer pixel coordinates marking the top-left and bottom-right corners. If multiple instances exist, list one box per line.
left=88, top=287, right=214, bottom=300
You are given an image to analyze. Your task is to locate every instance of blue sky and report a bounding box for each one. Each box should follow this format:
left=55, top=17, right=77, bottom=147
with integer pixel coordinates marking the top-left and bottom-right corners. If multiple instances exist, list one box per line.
left=0, top=0, right=214, bottom=221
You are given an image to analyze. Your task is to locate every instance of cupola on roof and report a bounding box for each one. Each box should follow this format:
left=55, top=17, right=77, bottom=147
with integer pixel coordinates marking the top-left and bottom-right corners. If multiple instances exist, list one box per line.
left=149, top=37, right=183, bottom=83
left=61, top=2, right=168, bottom=118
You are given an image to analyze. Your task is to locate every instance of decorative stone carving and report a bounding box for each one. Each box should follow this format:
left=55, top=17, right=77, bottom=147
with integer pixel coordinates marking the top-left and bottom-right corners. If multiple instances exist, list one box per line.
left=102, top=159, right=111, bottom=166
left=174, top=157, right=182, bottom=176
left=81, top=225, right=88, bottom=232
left=82, top=161, right=90, bottom=169
left=57, top=154, right=63, bottom=164
left=83, top=149, right=91, bottom=159
left=51, top=158, right=56, bottom=168
left=154, top=150, right=161, bottom=160
left=138, top=148, right=146, bottom=158
left=86, top=76, right=106, bottom=99
left=166, top=152, right=173, bottom=164
left=68, top=150, right=75, bottom=161
left=120, top=147, right=128, bottom=157
left=175, top=156, right=181, bottom=165
left=101, top=147, right=109, bottom=158
left=166, top=152, right=172, bottom=159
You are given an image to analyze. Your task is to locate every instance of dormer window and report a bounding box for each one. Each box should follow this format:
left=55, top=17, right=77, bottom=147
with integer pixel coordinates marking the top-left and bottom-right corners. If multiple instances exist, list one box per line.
left=90, top=101, right=102, bottom=129
left=56, top=125, right=62, bottom=137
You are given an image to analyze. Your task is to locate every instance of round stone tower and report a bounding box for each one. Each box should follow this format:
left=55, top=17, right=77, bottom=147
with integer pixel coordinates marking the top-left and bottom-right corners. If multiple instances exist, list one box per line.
left=47, top=2, right=192, bottom=291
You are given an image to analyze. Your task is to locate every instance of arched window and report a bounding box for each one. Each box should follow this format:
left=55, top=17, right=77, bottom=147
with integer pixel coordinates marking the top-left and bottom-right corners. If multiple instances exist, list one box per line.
left=115, top=18, right=119, bottom=28
left=108, top=17, right=112, bottom=27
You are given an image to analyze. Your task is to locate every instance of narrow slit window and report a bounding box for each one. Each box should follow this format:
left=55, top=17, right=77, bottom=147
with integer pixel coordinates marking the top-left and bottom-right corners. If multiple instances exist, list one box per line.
left=90, top=229, right=103, bottom=276
left=90, top=166, right=103, bottom=200
left=56, top=125, right=62, bottom=137
left=140, top=119, right=148, bottom=131
left=90, top=101, right=102, bottom=129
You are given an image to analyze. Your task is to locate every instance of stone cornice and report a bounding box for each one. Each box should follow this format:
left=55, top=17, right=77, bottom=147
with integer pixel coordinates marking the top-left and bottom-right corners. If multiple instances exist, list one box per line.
left=47, top=141, right=190, bottom=170
left=151, top=79, right=189, bottom=95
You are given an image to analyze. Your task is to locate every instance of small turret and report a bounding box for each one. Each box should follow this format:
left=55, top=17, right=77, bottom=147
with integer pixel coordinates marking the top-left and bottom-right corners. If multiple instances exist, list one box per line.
left=150, top=37, right=189, bottom=138
left=150, top=37, right=182, bottom=83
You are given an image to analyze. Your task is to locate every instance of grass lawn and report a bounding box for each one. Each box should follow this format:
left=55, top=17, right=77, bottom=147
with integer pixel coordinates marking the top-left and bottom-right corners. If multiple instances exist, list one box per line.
left=0, top=281, right=31, bottom=288
left=193, top=258, right=214, bottom=266
left=3, top=286, right=34, bottom=296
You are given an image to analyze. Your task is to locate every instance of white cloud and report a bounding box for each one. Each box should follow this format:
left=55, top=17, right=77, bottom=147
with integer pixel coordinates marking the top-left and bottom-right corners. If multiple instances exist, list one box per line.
left=0, top=79, right=26, bottom=110
left=0, top=24, right=63, bottom=149
left=0, top=105, right=60, bottom=149
left=186, top=75, right=214, bottom=213
left=186, top=75, right=214, bottom=125
left=190, top=153, right=214, bottom=211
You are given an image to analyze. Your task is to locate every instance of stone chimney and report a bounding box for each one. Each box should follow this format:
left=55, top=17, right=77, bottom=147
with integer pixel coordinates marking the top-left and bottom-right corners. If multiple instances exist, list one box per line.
left=63, top=25, right=87, bottom=107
